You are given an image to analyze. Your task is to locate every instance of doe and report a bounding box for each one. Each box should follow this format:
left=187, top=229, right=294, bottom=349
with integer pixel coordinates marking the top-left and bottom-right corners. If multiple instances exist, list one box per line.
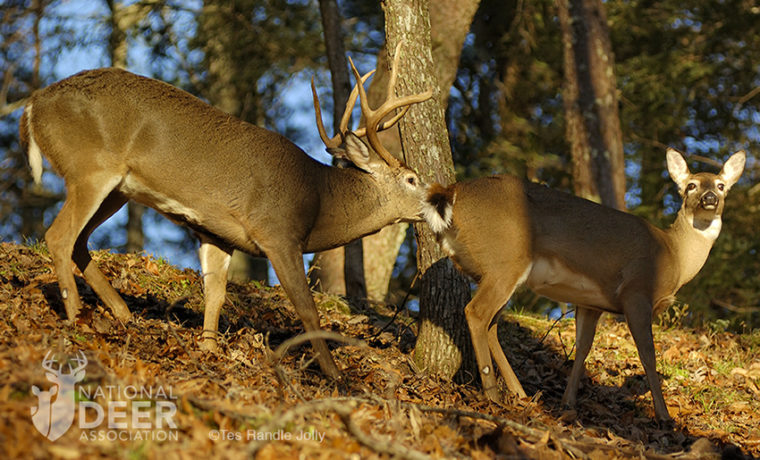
left=422, top=148, right=745, bottom=422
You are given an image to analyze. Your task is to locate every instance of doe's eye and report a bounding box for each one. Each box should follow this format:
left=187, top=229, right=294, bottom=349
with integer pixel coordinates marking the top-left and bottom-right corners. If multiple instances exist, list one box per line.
left=686, top=183, right=697, bottom=192
left=717, top=183, right=725, bottom=191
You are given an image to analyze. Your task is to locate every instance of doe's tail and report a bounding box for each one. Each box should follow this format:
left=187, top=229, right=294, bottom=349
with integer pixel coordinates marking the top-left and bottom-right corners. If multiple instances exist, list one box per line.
left=422, top=183, right=455, bottom=234
left=19, top=104, right=43, bottom=186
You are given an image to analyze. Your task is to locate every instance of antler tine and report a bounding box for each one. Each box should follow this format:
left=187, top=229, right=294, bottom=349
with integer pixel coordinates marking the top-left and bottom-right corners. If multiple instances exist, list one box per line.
left=386, top=41, right=403, bottom=102
left=348, top=44, right=434, bottom=167
left=347, top=55, right=398, bottom=165
left=312, top=71, right=375, bottom=151
left=69, top=350, right=88, bottom=373
left=311, top=77, right=340, bottom=150
left=41, top=350, right=56, bottom=372
left=337, top=69, right=375, bottom=138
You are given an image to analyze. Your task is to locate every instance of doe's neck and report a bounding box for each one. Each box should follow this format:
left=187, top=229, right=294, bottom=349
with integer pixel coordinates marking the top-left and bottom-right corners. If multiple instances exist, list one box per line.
left=665, top=210, right=721, bottom=286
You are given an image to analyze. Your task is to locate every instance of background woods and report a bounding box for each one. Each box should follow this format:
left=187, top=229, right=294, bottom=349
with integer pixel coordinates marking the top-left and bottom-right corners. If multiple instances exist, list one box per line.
left=1, top=0, right=759, bottom=336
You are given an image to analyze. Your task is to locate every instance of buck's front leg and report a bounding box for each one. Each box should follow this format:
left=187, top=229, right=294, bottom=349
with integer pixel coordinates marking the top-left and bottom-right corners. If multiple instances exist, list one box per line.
left=198, top=238, right=233, bottom=352
left=623, top=294, right=672, bottom=423
left=266, top=246, right=341, bottom=380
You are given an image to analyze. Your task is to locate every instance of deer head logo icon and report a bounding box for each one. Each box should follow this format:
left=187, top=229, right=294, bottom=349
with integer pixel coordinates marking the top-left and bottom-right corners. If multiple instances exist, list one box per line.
left=30, top=351, right=87, bottom=441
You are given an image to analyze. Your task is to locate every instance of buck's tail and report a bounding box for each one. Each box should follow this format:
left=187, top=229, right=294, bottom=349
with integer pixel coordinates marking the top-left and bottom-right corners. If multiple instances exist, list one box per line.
left=422, top=183, right=455, bottom=234
left=19, top=103, right=43, bottom=186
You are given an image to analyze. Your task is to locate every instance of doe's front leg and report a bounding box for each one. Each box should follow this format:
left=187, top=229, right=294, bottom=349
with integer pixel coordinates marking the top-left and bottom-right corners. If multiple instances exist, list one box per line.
left=623, top=294, right=673, bottom=423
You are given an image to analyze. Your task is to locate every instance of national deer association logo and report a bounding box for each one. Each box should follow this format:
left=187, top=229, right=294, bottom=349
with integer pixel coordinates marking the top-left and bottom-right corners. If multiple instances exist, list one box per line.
left=31, top=351, right=87, bottom=441
left=30, top=348, right=178, bottom=442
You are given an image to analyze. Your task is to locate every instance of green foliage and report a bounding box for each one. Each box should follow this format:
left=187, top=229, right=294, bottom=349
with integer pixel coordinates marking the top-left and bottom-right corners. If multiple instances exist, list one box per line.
left=193, top=0, right=325, bottom=141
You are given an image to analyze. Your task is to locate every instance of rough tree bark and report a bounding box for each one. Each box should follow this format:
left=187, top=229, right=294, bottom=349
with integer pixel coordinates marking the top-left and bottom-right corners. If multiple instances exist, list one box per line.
left=382, top=0, right=475, bottom=381
left=362, top=0, right=480, bottom=304
left=558, top=0, right=626, bottom=209
left=310, top=0, right=367, bottom=301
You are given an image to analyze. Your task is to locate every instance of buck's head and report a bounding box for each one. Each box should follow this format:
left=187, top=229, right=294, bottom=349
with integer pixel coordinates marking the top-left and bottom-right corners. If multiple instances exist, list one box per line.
left=311, top=41, right=432, bottom=222
left=667, top=148, right=746, bottom=234
left=330, top=133, right=427, bottom=221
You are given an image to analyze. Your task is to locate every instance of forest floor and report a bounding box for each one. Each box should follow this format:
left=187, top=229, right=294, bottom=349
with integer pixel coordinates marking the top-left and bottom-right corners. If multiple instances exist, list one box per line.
left=1, top=241, right=759, bottom=459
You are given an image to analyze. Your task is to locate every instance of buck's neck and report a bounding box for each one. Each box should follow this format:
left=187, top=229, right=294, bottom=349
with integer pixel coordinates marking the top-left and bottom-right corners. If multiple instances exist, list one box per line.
left=304, top=165, right=397, bottom=252
left=664, top=209, right=721, bottom=287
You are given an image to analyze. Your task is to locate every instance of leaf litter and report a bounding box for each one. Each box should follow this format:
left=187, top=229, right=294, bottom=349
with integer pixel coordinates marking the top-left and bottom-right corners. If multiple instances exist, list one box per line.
left=0, top=241, right=758, bottom=459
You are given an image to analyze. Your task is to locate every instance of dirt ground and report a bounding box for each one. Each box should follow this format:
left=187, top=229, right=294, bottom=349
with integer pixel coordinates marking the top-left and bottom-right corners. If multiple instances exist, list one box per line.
left=1, top=241, right=759, bottom=459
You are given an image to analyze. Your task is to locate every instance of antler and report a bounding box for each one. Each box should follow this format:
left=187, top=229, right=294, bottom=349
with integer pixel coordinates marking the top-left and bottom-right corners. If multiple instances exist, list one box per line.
left=311, top=70, right=375, bottom=151
left=68, top=350, right=88, bottom=374
left=349, top=41, right=434, bottom=167
left=41, top=350, right=57, bottom=373
left=312, top=40, right=433, bottom=165
left=40, top=350, right=88, bottom=374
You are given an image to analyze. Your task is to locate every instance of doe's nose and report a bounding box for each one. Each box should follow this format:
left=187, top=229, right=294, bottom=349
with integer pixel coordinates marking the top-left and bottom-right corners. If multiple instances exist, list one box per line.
left=701, top=191, right=718, bottom=207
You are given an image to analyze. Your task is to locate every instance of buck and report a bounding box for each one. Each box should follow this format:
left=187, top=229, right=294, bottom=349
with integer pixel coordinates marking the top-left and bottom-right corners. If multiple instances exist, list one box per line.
left=422, top=149, right=745, bottom=422
left=20, top=43, right=432, bottom=381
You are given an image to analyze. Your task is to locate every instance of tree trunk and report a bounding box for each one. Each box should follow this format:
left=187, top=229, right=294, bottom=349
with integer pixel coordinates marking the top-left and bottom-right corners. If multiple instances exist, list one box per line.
left=362, top=0, right=480, bottom=304
left=558, top=0, right=626, bottom=209
left=310, top=0, right=367, bottom=301
left=382, top=0, right=475, bottom=381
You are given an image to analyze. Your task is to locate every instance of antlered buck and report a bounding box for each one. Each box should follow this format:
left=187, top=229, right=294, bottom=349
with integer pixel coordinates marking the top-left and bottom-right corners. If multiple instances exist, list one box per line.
left=20, top=43, right=431, bottom=381
left=423, top=149, right=745, bottom=422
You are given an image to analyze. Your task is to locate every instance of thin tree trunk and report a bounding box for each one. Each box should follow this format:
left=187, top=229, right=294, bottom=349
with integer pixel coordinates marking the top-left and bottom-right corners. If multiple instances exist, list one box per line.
left=310, top=0, right=367, bottom=301
left=382, top=0, right=475, bottom=381
left=558, top=0, right=626, bottom=209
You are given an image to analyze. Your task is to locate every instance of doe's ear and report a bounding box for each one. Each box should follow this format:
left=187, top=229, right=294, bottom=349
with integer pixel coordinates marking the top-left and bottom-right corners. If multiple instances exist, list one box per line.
left=666, top=148, right=691, bottom=191
left=719, top=150, right=746, bottom=189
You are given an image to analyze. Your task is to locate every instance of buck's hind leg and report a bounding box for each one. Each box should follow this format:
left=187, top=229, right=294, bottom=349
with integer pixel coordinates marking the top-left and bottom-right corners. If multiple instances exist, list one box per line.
left=562, top=306, right=601, bottom=409
left=198, top=237, right=232, bottom=352
left=72, top=191, right=131, bottom=322
left=45, top=175, right=123, bottom=320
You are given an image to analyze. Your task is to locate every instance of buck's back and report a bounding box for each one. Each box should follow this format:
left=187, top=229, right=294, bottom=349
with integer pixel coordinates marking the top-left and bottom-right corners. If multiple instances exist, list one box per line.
left=27, top=68, right=315, bottom=182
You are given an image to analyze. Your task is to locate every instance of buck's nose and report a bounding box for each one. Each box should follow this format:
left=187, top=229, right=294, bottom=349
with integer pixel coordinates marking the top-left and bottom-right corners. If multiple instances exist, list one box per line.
left=701, top=191, right=718, bottom=208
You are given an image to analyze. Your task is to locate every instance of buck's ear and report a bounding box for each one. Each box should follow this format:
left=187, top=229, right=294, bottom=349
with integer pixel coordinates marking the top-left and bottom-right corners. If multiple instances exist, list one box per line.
left=342, top=133, right=382, bottom=173
left=666, top=148, right=691, bottom=190
left=719, top=150, right=746, bottom=189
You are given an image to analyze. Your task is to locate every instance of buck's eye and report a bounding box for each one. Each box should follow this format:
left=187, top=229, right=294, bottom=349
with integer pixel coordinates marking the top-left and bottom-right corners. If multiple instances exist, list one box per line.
left=686, top=183, right=697, bottom=192
left=717, top=183, right=725, bottom=191
left=406, top=176, right=417, bottom=186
